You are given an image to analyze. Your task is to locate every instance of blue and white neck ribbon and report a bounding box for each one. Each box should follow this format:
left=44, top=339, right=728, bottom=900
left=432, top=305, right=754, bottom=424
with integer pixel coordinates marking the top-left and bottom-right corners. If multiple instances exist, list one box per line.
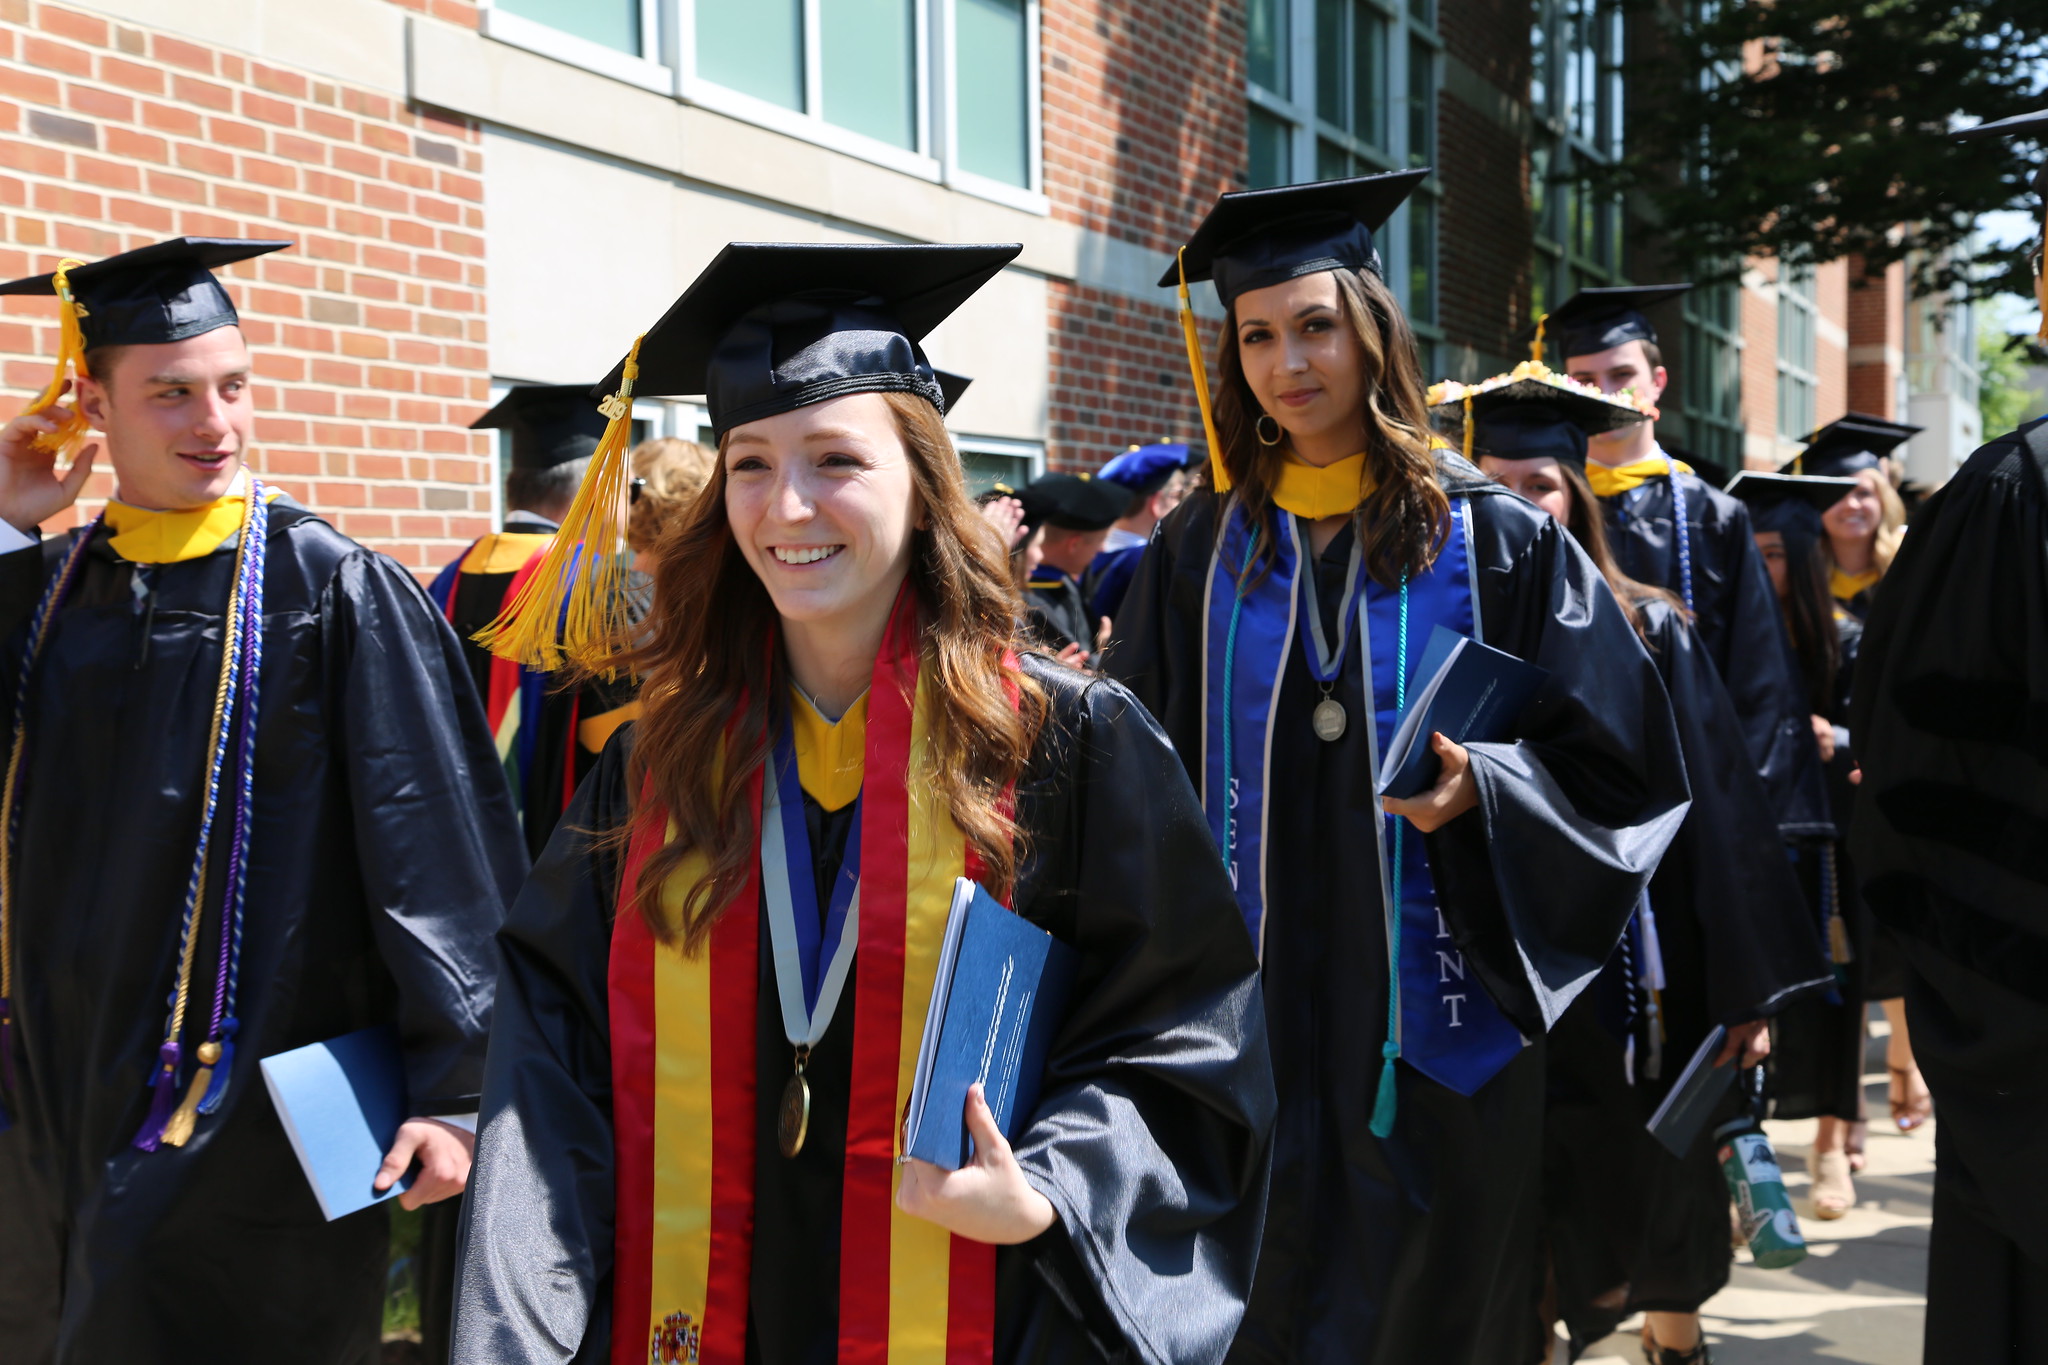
left=759, top=721, right=862, bottom=1050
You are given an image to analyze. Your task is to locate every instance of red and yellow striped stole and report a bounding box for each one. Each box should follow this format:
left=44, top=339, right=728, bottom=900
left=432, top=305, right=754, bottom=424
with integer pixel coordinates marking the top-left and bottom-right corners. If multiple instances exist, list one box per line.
left=608, top=595, right=999, bottom=1365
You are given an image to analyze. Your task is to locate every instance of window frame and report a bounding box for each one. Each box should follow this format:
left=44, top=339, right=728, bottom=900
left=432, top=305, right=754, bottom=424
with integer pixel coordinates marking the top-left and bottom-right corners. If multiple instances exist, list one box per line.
left=952, top=433, right=1046, bottom=495
left=479, top=0, right=671, bottom=93
left=1241, top=0, right=1444, bottom=350
left=1775, top=264, right=1819, bottom=441
left=1679, top=281, right=1745, bottom=468
left=1528, top=0, right=1625, bottom=315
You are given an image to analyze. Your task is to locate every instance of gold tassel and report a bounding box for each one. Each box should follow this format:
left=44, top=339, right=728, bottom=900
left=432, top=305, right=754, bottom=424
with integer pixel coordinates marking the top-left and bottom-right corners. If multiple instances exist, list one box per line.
left=23, top=258, right=93, bottom=457
left=1828, top=913, right=1854, bottom=965
left=159, top=1040, right=221, bottom=1148
left=1462, top=394, right=1475, bottom=460
left=1529, top=312, right=1547, bottom=367
left=1176, top=247, right=1229, bottom=493
left=475, top=336, right=646, bottom=673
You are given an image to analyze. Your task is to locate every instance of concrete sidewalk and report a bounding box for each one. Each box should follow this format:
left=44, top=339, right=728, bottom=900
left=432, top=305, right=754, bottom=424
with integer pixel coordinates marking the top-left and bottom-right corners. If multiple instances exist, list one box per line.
left=1578, top=1022, right=1934, bottom=1364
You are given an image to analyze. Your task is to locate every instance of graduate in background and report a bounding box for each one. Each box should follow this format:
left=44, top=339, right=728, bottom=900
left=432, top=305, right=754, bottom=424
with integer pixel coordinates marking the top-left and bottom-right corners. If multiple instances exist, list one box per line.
left=1084, top=440, right=1195, bottom=622
left=1108, top=173, right=1690, bottom=1365
left=1461, top=384, right=1829, bottom=1365
left=1016, top=470, right=1124, bottom=662
left=452, top=242, right=1274, bottom=1365
left=433, top=386, right=638, bottom=859
left=1851, top=109, right=2048, bottom=1365
left=1792, top=414, right=1932, bottom=1144
left=0, top=238, right=524, bottom=1363
left=1728, top=471, right=1875, bottom=1221
left=1543, top=287, right=1833, bottom=844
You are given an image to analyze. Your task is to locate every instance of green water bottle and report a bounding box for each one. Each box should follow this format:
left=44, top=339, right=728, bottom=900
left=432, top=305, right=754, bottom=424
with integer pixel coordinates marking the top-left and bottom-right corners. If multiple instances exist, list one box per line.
left=1717, top=1120, right=1807, bottom=1269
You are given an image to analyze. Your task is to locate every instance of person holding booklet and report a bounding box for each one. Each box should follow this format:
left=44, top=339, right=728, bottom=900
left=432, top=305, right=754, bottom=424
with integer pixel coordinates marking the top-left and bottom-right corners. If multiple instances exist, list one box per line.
left=1105, top=173, right=1690, bottom=1364
left=451, top=242, right=1275, bottom=1365
left=1453, top=376, right=1830, bottom=1364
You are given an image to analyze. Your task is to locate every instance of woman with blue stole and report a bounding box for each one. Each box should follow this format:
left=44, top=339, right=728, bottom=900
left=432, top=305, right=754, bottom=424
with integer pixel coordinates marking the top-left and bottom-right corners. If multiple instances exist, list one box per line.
left=451, top=243, right=1274, bottom=1365
left=1105, top=173, right=1691, bottom=1364
left=1456, top=377, right=1832, bottom=1365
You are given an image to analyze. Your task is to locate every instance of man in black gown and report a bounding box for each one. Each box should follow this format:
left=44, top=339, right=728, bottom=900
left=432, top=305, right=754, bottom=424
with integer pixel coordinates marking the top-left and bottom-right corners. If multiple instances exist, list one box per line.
left=1850, top=108, right=2048, bottom=1364
left=0, top=238, right=525, bottom=1364
left=1549, top=286, right=1833, bottom=842
left=1017, top=470, right=1125, bottom=662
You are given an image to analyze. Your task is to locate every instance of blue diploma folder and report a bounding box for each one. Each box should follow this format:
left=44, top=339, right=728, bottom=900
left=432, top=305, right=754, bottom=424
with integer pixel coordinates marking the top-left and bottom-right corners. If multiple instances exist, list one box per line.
left=259, top=1026, right=412, bottom=1221
left=903, top=878, right=1077, bottom=1171
left=1374, top=625, right=1550, bottom=800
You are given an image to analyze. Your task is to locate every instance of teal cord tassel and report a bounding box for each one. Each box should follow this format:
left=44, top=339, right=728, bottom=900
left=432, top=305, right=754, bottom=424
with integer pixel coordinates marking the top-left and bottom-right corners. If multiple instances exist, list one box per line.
left=1368, top=574, right=1411, bottom=1139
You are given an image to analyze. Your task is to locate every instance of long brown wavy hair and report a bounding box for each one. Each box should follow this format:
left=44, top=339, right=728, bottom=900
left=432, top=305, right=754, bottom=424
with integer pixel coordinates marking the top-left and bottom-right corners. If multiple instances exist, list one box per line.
left=617, top=391, right=1043, bottom=953
left=1212, top=265, right=1449, bottom=587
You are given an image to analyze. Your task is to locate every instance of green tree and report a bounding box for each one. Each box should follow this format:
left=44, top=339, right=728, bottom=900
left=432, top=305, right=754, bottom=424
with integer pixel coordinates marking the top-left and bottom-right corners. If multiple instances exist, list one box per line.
left=1590, top=0, right=2047, bottom=301
left=1978, top=299, right=2044, bottom=433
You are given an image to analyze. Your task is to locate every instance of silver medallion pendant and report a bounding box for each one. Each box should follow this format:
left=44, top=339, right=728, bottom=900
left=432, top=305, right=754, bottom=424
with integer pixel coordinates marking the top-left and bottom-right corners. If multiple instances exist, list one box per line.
left=1312, top=697, right=1348, bottom=742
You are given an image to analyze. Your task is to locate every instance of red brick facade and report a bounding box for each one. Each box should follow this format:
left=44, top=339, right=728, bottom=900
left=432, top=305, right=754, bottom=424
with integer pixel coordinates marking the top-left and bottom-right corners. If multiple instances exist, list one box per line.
left=1040, top=0, right=1244, bottom=470
left=0, top=0, right=494, bottom=573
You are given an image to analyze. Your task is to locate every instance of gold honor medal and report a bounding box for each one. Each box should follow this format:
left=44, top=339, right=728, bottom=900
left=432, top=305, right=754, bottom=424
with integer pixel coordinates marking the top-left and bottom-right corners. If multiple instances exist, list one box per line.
left=1312, top=696, right=1347, bottom=742
left=778, top=1047, right=812, bottom=1158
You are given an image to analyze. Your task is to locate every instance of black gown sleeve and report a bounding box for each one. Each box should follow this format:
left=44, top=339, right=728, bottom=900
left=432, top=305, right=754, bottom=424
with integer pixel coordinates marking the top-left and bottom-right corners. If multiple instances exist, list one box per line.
left=1424, top=495, right=1693, bottom=1033
left=1006, top=661, right=1275, bottom=1365
left=451, top=734, right=632, bottom=1365
left=330, top=549, right=528, bottom=1113
left=1641, top=600, right=1831, bottom=1023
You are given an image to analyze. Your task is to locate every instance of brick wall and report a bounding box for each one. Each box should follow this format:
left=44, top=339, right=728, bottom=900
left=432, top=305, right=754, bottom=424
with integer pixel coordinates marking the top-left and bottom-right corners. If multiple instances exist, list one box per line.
left=0, top=0, right=494, bottom=575
left=1040, top=0, right=1244, bottom=470
left=1438, top=0, right=1537, bottom=369
left=1845, top=254, right=1903, bottom=419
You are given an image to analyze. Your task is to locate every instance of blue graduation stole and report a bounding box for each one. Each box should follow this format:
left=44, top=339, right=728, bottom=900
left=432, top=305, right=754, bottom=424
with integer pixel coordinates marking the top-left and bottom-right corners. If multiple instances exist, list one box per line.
left=1203, top=496, right=1524, bottom=1099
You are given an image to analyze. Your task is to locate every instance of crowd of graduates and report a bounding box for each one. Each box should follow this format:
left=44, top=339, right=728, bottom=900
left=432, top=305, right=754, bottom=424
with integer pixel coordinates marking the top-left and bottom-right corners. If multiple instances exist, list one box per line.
left=0, top=103, right=2043, bottom=1365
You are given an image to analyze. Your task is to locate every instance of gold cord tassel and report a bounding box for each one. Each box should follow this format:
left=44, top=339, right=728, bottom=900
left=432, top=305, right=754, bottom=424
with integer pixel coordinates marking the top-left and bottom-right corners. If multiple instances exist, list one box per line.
left=160, top=1041, right=221, bottom=1148
left=475, top=336, right=646, bottom=673
left=1529, top=312, right=1547, bottom=367
left=23, top=259, right=93, bottom=457
left=1176, top=248, right=1229, bottom=492
left=1462, top=394, right=1475, bottom=460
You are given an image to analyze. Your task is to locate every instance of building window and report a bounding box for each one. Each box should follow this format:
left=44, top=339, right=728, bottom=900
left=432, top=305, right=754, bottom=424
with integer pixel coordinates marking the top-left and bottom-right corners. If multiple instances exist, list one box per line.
left=1530, top=0, right=1623, bottom=315
left=954, top=436, right=1044, bottom=495
left=1241, top=0, right=1443, bottom=354
left=483, top=0, right=1043, bottom=209
left=1777, top=265, right=1818, bottom=440
left=1680, top=281, right=1743, bottom=468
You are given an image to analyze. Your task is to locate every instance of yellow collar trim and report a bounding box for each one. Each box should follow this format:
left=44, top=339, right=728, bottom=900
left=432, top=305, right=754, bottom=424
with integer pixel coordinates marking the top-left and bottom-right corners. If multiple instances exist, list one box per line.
left=1830, top=566, right=1880, bottom=602
left=1271, top=452, right=1375, bottom=520
left=791, top=686, right=868, bottom=812
left=1584, top=455, right=1694, bottom=499
left=460, top=531, right=556, bottom=576
left=103, top=472, right=283, bottom=565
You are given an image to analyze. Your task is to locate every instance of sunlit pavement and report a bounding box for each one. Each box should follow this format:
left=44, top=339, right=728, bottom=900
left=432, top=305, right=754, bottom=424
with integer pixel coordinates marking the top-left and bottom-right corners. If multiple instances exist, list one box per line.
left=1574, top=1015, right=1933, bottom=1365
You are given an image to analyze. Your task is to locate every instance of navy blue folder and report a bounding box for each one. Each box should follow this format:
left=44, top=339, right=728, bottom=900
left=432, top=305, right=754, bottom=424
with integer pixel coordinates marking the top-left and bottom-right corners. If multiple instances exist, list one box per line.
left=259, top=1026, right=413, bottom=1221
left=903, top=878, right=1078, bottom=1170
left=1646, top=1025, right=1738, bottom=1159
left=1374, top=625, right=1550, bottom=800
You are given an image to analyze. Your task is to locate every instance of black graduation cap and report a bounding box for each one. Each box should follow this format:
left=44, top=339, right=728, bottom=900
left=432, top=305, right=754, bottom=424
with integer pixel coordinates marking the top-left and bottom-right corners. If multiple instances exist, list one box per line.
left=933, top=369, right=972, bottom=413
left=0, top=236, right=292, bottom=349
left=1726, top=471, right=1860, bottom=562
left=1161, top=170, right=1429, bottom=306
left=470, top=384, right=610, bottom=471
left=1429, top=376, right=1651, bottom=467
left=593, top=242, right=1019, bottom=436
left=1954, top=108, right=2048, bottom=196
left=1535, top=283, right=1694, bottom=361
left=1018, top=472, right=1128, bottom=533
left=1784, top=413, right=1920, bottom=479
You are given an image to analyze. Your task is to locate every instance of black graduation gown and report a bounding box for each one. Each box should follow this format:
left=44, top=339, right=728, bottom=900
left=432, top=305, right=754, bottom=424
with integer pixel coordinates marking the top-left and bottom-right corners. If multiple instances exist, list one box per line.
left=1543, top=598, right=1830, bottom=1346
left=1023, top=570, right=1094, bottom=659
left=1599, top=465, right=1833, bottom=838
left=1848, top=416, right=2048, bottom=1363
left=0, top=503, right=526, bottom=1365
left=449, top=655, right=1276, bottom=1365
left=430, top=524, right=637, bottom=861
left=1105, top=457, right=1691, bottom=1365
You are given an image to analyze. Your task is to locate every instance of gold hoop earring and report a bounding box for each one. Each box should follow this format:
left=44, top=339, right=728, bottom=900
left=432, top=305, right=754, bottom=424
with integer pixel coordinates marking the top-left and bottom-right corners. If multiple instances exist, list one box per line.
left=1255, top=414, right=1283, bottom=447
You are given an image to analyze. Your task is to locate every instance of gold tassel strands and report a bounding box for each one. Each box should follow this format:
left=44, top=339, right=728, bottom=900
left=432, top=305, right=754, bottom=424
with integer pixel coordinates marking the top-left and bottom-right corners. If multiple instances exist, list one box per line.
left=475, top=336, right=647, bottom=674
left=1462, top=394, right=1475, bottom=460
left=1528, top=312, right=1547, bottom=367
left=22, top=259, right=93, bottom=458
left=159, top=1039, right=222, bottom=1149
left=1175, top=247, right=1230, bottom=493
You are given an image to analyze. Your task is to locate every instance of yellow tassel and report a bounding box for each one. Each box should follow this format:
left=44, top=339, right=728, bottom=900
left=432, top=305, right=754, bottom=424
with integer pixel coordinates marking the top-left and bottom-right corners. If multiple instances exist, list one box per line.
left=1529, top=312, right=1547, bottom=367
left=22, top=258, right=93, bottom=457
left=475, top=336, right=645, bottom=674
left=159, top=1064, right=211, bottom=1147
left=1176, top=247, right=1229, bottom=493
left=1462, top=394, right=1474, bottom=460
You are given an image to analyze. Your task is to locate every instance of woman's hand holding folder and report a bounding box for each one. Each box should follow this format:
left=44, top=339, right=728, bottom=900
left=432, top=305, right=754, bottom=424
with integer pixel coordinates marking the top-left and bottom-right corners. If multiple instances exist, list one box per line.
left=896, top=1083, right=1057, bottom=1245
